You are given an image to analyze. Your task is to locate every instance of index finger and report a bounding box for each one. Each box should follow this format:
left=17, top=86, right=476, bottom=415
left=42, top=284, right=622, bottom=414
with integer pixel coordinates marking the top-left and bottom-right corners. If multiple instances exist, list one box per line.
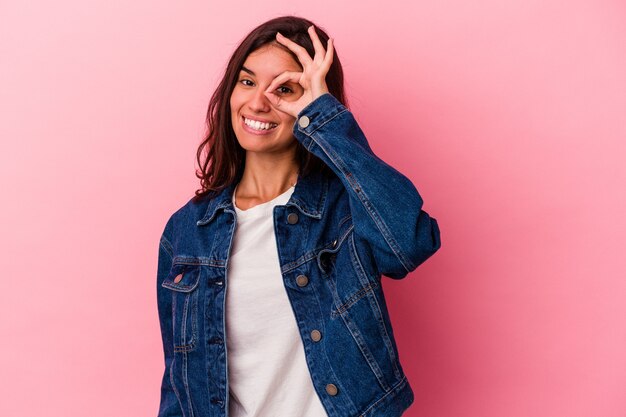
left=276, top=32, right=313, bottom=66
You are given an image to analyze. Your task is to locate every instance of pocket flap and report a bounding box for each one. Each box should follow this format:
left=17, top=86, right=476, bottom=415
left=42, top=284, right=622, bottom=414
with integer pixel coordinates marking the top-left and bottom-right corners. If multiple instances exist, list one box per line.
left=162, top=264, right=201, bottom=292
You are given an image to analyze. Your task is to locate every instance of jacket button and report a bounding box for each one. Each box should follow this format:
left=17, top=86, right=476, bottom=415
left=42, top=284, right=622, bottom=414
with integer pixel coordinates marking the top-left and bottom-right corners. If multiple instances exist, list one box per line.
left=325, top=383, right=338, bottom=396
left=332, top=239, right=337, bottom=247
left=173, top=273, right=183, bottom=283
left=310, top=329, right=322, bottom=342
left=298, top=115, right=310, bottom=128
left=287, top=212, right=299, bottom=224
left=296, top=274, right=309, bottom=287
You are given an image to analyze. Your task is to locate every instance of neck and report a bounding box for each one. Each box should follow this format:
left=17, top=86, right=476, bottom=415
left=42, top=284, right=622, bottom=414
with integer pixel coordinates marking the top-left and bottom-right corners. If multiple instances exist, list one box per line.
left=236, top=152, right=299, bottom=201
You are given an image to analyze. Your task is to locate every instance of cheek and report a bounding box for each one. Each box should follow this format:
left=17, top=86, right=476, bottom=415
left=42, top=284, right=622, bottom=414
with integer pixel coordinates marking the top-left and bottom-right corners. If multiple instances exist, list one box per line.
left=280, top=114, right=296, bottom=126
left=229, top=90, right=243, bottom=113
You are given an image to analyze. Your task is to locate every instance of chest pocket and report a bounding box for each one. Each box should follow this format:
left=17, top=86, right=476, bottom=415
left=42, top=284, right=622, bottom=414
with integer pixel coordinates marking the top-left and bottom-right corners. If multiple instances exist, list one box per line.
left=162, top=263, right=202, bottom=353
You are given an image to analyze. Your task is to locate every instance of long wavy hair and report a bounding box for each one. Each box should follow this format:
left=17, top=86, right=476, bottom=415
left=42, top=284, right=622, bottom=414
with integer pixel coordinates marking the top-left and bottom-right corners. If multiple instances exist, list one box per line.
left=193, top=15, right=348, bottom=200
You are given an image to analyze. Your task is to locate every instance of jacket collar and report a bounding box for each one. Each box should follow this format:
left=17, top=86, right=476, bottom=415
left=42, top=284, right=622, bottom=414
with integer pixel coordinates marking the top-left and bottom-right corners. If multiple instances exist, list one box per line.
left=196, top=169, right=329, bottom=227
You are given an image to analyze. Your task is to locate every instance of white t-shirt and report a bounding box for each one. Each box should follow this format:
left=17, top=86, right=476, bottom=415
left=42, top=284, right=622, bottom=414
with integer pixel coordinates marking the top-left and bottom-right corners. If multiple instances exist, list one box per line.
left=226, top=184, right=328, bottom=417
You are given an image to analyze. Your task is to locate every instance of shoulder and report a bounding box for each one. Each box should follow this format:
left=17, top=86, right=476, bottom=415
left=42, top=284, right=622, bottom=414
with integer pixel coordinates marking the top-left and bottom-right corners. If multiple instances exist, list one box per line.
left=161, top=192, right=214, bottom=240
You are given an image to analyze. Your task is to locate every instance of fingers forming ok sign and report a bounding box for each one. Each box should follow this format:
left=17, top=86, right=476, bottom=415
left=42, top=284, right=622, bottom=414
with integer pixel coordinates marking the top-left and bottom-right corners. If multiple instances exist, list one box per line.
left=263, top=25, right=334, bottom=118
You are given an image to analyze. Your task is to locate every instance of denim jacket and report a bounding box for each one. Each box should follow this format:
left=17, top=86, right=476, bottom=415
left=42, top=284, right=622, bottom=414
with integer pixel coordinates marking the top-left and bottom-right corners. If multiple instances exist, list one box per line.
left=156, top=93, right=441, bottom=417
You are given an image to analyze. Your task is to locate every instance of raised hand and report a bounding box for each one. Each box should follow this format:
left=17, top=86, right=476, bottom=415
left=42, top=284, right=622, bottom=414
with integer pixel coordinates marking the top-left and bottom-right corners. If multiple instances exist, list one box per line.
left=263, top=25, right=334, bottom=118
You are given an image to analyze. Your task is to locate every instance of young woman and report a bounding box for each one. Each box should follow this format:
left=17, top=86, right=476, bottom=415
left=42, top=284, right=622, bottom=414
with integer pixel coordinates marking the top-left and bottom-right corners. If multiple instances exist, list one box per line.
left=156, top=15, right=441, bottom=417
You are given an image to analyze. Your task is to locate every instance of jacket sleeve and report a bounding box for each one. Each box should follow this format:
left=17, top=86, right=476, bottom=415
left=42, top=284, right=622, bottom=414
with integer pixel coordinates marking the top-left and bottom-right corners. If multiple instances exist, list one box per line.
left=156, top=218, right=183, bottom=416
left=293, top=93, right=441, bottom=279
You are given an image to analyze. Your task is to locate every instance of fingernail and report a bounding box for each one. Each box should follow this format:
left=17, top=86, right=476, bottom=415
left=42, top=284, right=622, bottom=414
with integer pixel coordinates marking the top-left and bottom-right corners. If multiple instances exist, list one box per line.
left=276, top=31, right=283, bottom=38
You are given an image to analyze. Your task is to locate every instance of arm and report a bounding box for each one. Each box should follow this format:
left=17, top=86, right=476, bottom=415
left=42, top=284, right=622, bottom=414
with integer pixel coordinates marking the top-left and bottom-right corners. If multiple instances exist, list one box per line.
left=156, top=220, right=183, bottom=416
left=293, top=93, right=441, bottom=279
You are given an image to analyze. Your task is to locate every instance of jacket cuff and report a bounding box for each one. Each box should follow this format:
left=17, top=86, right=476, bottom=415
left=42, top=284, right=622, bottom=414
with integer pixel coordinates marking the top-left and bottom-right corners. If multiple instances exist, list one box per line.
left=292, top=93, right=347, bottom=147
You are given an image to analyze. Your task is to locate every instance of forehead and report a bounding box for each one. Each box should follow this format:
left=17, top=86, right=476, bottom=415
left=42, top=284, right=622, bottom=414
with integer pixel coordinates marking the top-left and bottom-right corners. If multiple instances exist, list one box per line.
left=241, top=44, right=302, bottom=78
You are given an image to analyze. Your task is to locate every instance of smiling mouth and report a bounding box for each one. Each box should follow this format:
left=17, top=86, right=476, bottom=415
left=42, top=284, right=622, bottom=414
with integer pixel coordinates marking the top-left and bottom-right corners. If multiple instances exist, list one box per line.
left=242, top=116, right=278, bottom=132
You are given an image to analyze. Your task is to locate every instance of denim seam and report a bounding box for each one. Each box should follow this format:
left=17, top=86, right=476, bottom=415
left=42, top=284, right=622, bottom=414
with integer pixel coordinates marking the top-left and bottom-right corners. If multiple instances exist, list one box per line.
left=325, top=266, right=389, bottom=390
left=282, top=247, right=323, bottom=274
left=181, top=294, right=189, bottom=350
left=359, top=374, right=408, bottom=417
left=167, top=269, right=198, bottom=353
left=349, top=233, right=401, bottom=379
left=182, top=352, right=194, bottom=417
left=301, top=120, right=413, bottom=274
left=169, top=356, right=185, bottom=416
left=334, top=297, right=390, bottom=392
left=338, top=213, right=352, bottom=229
left=173, top=256, right=224, bottom=267
left=300, top=106, right=348, bottom=136
left=330, top=281, right=378, bottom=317
left=160, top=235, right=174, bottom=259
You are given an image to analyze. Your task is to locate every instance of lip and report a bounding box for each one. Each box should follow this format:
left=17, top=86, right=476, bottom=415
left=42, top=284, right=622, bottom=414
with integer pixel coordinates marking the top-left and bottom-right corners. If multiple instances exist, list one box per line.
left=240, top=115, right=278, bottom=136
left=243, top=114, right=276, bottom=124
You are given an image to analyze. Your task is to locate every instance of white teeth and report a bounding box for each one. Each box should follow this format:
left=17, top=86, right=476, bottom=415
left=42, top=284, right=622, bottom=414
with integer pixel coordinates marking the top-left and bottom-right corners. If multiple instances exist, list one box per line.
left=244, top=117, right=277, bottom=131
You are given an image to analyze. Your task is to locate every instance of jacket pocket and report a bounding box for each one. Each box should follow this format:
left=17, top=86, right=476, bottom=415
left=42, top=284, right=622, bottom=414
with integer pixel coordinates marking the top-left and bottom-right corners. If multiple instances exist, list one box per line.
left=162, top=263, right=201, bottom=353
left=330, top=232, right=404, bottom=391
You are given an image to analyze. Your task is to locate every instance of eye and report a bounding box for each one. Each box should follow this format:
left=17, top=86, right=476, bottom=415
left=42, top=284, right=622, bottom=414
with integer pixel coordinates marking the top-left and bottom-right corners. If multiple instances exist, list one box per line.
left=276, top=85, right=293, bottom=95
left=239, top=79, right=254, bottom=87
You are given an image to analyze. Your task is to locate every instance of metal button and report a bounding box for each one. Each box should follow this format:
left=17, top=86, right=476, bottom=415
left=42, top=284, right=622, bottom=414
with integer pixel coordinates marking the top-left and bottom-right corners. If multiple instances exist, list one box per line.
left=332, top=239, right=338, bottom=248
left=298, top=115, right=310, bottom=128
left=296, top=274, right=309, bottom=287
left=325, top=383, right=338, bottom=396
left=310, top=329, right=322, bottom=342
left=173, top=273, right=183, bottom=283
left=287, top=212, right=299, bottom=224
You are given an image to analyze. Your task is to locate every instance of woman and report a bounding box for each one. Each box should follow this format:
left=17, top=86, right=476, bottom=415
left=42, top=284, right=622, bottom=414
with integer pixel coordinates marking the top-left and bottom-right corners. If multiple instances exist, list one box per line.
left=156, top=15, right=441, bottom=417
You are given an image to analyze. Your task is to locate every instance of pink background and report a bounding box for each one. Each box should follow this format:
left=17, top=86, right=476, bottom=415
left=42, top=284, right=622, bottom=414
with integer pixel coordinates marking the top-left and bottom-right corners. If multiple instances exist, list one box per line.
left=1, top=1, right=625, bottom=416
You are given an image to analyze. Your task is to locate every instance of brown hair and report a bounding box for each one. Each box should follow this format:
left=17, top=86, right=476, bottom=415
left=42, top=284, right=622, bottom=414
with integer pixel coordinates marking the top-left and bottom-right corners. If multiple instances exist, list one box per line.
left=193, top=15, right=348, bottom=200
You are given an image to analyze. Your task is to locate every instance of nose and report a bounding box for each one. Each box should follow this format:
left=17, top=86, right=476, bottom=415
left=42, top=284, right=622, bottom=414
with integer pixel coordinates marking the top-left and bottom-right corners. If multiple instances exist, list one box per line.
left=248, top=87, right=271, bottom=113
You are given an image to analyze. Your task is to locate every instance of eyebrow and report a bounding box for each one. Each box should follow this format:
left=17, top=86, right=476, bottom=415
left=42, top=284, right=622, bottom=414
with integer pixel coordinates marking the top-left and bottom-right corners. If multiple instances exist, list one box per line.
left=241, top=66, right=255, bottom=76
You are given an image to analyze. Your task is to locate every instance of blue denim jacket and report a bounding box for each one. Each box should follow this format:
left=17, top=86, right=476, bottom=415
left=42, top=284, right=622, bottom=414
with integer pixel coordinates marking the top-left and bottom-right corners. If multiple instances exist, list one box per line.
left=156, top=93, right=441, bottom=417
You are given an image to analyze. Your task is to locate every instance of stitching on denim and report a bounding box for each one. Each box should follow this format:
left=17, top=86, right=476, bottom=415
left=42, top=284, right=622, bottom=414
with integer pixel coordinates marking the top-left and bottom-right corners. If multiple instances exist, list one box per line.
left=359, top=375, right=408, bottom=417
left=160, top=235, right=174, bottom=259
left=162, top=272, right=200, bottom=292
left=301, top=107, right=349, bottom=135
left=349, top=233, right=401, bottom=378
left=302, top=117, right=414, bottom=273
left=281, top=236, right=339, bottom=274
left=190, top=291, right=198, bottom=349
left=292, top=171, right=329, bottom=218
left=169, top=268, right=199, bottom=353
left=331, top=282, right=390, bottom=392
left=281, top=248, right=319, bottom=274
left=171, top=290, right=178, bottom=347
left=343, top=164, right=411, bottom=274
left=180, top=293, right=189, bottom=350
left=348, top=231, right=377, bottom=288
left=306, top=136, right=315, bottom=151
left=173, top=342, right=196, bottom=353
left=173, top=256, right=225, bottom=267
left=331, top=281, right=378, bottom=317
left=182, top=351, right=194, bottom=417
left=338, top=213, right=352, bottom=229
left=169, top=356, right=185, bottom=416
